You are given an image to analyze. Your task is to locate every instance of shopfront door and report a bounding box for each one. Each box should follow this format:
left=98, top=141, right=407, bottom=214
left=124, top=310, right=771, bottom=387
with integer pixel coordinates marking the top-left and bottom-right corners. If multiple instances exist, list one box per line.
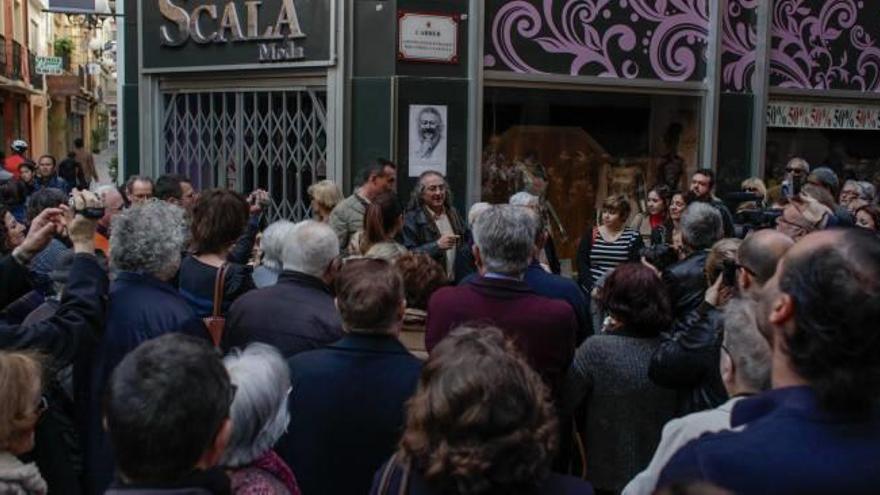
left=161, top=88, right=328, bottom=222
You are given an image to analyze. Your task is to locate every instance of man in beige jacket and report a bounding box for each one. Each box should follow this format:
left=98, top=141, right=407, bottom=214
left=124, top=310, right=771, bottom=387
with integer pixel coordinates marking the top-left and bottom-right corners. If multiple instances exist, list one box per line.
left=329, top=159, right=396, bottom=253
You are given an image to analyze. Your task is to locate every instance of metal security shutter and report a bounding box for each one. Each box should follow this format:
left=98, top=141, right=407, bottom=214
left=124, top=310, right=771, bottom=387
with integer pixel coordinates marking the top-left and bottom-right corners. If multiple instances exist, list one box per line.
left=161, top=88, right=328, bottom=222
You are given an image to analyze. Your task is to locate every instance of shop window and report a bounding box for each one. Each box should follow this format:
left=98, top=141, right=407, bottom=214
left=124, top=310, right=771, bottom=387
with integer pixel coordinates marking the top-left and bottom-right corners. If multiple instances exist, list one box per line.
left=765, top=129, right=880, bottom=187
left=482, top=87, right=701, bottom=269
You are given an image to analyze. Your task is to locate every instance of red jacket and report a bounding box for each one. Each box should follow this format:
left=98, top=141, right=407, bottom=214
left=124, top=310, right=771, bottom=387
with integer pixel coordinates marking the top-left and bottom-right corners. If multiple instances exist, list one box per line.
left=426, top=276, right=576, bottom=398
left=4, top=154, right=24, bottom=179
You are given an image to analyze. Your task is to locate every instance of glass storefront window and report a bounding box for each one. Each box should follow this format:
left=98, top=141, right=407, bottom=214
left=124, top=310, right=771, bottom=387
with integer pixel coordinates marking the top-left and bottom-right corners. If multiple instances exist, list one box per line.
left=481, top=87, right=702, bottom=272
left=765, top=128, right=880, bottom=188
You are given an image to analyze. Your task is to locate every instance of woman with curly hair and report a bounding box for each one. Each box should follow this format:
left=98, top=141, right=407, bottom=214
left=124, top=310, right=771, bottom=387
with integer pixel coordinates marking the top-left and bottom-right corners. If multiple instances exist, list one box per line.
left=372, top=325, right=594, bottom=495
left=563, top=263, right=677, bottom=495
left=394, top=253, right=448, bottom=358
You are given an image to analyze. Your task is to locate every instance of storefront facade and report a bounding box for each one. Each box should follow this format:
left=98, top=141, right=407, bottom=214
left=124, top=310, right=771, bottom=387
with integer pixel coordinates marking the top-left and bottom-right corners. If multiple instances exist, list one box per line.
left=123, top=0, right=341, bottom=221
left=125, top=0, right=880, bottom=255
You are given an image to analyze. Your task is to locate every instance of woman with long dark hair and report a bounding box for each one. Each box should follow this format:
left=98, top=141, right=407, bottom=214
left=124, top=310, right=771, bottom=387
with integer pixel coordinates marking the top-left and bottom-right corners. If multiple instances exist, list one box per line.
left=629, top=185, right=673, bottom=246
left=353, top=191, right=405, bottom=256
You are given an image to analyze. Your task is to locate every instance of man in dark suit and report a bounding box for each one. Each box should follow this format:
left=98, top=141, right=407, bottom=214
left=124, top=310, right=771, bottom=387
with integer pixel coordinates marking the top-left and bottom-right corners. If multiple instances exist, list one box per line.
left=658, top=228, right=880, bottom=494
left=280, top=258, right=422, bottom=495
left=425, top=205, right=576, bottom=398
left=223, top=220, right=343, bottom=357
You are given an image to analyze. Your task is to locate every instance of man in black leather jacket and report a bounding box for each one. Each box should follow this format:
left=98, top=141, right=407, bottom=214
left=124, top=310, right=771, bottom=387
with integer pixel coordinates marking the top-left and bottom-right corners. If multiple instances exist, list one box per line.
left=651, top=229, right=793, bottom=414
left=0, top=191, right=108, bottom=367
left=663, top=202, right=722, bottom=319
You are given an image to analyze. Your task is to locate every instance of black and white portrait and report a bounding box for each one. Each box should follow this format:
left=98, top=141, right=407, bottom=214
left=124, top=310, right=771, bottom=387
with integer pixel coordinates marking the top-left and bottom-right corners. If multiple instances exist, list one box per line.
left=408, top=104, right=448, bottom=176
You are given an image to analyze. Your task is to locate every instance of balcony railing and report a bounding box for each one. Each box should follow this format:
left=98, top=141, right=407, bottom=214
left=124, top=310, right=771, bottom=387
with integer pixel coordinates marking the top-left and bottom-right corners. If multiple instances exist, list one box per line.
left=0, top=35, right=7, bottom=77
left=11, top=40, right=22, bottom=80
left=28, top=50, right=42, bottom=90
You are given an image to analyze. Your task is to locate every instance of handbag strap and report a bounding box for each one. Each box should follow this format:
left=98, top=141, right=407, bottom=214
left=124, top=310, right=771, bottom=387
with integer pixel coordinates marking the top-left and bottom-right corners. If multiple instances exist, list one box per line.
left=376, top=453, right=410, bottom=495
left=212, top=263, right=228, bottom=318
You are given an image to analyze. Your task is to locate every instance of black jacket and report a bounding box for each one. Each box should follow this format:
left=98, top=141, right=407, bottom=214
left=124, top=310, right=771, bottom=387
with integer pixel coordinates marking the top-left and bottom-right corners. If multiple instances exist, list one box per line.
left=663, top=250, right=709, bottom=320
left=0, top=254, right=107, bottom=367
left=649, top=302, right=727, bottom=414
left=279, top=333, right=422, bottom=495
left=223, top=270, right=344, bottom=357
left=402, top=206, right=465, bottom=270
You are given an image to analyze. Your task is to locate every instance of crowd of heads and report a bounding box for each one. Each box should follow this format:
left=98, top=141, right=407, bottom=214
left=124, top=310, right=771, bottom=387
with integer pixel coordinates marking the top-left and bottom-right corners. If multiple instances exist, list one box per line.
left=1, top=151, right=880, bottom=495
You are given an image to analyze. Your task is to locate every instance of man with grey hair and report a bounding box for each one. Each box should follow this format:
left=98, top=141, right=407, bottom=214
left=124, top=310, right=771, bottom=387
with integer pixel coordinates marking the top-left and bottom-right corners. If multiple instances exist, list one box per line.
left=625, top=298, right=770, bottom=495
left=664, top=202, right=723, bottom=318
left=251, top=220, right=296, bottom=288
left=509, top=190, right=561, bottom=274
left=451, top=201, right=492, bottom=282
left=220, top=343, right=298, bottom=492
left=225, top=220, right=343, bottom=357
left=86, top=200, right=196, bottom=493
left=425, top=204, right=576, bottom=399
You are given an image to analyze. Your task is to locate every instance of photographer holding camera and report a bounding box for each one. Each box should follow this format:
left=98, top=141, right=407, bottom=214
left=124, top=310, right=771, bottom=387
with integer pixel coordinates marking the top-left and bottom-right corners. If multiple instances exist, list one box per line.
left=649, top=230, right=793, bottom=414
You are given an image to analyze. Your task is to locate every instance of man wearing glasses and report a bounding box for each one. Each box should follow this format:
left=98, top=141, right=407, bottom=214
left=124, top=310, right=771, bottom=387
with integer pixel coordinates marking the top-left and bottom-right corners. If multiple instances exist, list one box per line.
left=781, top=157, right=810, bottom=199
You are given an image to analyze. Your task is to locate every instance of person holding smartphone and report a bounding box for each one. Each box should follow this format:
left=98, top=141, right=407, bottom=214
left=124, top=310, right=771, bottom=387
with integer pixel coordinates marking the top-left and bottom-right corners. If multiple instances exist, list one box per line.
left=403, top=171, right=465, bottom=280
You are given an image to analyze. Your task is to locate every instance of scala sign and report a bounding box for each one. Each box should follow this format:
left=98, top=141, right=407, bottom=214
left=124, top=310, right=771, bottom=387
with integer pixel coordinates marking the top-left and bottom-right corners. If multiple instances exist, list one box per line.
left=141, top=0, right=333, bottom=73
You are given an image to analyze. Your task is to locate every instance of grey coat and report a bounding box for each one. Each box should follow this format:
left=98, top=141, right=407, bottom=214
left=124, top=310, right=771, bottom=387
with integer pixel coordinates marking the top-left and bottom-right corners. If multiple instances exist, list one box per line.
left=328, top=193, right=369, bottom=253
left=563, top=332, right=678, bottom=493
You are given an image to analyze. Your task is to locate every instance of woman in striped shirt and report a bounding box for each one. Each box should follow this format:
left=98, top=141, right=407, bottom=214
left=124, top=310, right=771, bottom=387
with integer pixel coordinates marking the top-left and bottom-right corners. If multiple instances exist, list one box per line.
left=578, top=195, right=644, bottom=331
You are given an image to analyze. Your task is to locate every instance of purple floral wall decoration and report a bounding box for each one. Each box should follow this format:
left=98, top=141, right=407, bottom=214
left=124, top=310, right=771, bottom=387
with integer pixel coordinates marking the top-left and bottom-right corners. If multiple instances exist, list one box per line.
left=484, top=0, right=710, bottom=82
left=770, top=0, right=880, bottom=92
left=721, top=0, right=757, bottom=92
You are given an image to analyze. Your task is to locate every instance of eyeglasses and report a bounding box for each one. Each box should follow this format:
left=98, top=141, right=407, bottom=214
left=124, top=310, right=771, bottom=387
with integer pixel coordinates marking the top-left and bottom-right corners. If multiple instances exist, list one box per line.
left=743, top=187, right=760, bottom=193
left=785, top=167, right=807, bottom=175
left=720, top=343, right=732, bottom=359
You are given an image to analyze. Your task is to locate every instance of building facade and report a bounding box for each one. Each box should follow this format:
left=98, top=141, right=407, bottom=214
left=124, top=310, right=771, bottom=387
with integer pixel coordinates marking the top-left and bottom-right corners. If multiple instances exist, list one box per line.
left=125, top=0, right=880, bottom=265
left=0, top=0, right=46, bottom=157
left=47, top=13, right=115, bottom=160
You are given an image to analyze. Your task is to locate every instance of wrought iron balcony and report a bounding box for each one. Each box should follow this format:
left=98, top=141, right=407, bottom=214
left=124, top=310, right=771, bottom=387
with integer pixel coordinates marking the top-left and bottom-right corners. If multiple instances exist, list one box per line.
left=11, top=40, right=22, bottom=80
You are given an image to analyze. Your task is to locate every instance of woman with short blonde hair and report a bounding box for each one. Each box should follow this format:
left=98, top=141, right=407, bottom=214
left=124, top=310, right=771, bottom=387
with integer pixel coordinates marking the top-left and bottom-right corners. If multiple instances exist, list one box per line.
left=308, top=180, right=343, bottom=222
left=0, top=351, right=47, bottom=494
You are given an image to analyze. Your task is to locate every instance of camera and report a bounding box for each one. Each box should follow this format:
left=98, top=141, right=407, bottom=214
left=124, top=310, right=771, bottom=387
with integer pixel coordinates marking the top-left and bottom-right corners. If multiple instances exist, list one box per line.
left=640, top=243, right=678, bottom=273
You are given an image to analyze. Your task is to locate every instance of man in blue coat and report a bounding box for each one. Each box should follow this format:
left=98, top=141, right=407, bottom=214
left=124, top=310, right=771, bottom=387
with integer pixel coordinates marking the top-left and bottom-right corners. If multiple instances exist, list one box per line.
left=280, top=258, right=422, bottom=495
left=82, top=200, right=197, bottom=495
left=658, top=228, right=880, bottom=494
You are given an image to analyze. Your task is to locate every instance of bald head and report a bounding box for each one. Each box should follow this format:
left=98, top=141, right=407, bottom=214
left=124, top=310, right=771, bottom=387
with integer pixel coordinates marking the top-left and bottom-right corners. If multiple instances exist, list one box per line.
left=738, top=230, right=794, bottom=286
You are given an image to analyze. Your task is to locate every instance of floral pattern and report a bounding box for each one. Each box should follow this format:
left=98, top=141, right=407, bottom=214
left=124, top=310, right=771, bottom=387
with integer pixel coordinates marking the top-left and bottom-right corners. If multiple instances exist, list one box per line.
left=721, top=0, right=757, bottom=92
left=770, top=0, right=880, bottom=92
left=484, top=0, right=710, bottom=82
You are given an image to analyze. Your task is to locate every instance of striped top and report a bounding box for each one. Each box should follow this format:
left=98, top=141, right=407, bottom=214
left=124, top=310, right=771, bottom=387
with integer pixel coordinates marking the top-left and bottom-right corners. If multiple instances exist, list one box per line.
left=589, top=228, right=640, bottom=286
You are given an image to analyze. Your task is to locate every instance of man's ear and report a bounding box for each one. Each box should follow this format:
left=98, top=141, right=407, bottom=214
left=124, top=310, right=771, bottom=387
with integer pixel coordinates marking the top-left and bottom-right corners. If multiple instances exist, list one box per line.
left=737, top=268, right=751, bottom=292
left=473, top=244, right=484, bottom=273
left=196, top=418, right=232, bottom=470
left=768, top=293, right=795, bottom=334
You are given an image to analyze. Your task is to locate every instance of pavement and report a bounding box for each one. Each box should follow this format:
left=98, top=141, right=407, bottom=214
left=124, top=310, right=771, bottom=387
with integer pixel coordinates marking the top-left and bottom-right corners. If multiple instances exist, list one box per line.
left=92, top=145, right=117, bottom=187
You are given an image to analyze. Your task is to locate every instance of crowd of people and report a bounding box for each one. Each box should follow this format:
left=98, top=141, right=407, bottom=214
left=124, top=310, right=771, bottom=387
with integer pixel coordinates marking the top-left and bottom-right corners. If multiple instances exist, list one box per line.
left=0, top=149, right=879, bottom=495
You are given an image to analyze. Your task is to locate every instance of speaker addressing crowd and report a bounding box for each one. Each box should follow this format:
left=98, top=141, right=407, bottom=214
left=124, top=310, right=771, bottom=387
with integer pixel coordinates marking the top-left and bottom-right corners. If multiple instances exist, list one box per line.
left=0, top=159, right=879, bottom=495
